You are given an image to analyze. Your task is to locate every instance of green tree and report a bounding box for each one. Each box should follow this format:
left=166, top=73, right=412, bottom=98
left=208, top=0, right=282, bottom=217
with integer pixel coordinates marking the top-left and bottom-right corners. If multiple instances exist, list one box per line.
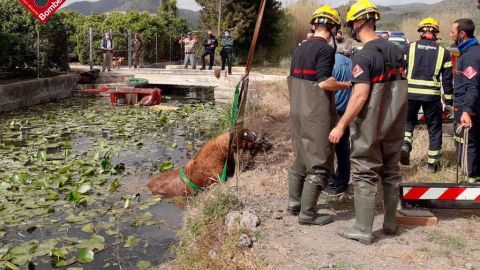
left=196, top=0, right=290, bottom=62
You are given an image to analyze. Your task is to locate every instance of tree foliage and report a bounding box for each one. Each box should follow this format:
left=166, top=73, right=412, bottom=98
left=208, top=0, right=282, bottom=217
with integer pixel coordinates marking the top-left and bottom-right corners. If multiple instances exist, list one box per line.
left=0, top=0, right=188, bottom=76
left=195, top=0, right=290, bottom=62
left=0, top=0, right=70, bottom=76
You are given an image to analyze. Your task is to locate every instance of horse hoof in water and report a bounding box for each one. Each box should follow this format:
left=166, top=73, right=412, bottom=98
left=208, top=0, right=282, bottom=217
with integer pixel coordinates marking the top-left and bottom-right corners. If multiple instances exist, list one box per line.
left=147, top=129, right=272, bottom=197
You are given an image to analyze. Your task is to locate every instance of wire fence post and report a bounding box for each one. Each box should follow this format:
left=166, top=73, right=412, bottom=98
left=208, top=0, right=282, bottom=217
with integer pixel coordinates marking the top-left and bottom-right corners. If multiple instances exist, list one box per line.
left=89, top=27, right=93, bottom=71
left=155, top=34, right=158, bottom=63
left=37, top=28, right=40, bottom=79
left=128, top=29, right=132, bottom=69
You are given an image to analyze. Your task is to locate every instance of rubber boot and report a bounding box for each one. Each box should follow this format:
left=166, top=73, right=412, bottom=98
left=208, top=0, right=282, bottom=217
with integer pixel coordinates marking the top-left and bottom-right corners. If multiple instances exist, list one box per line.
left=339, top=184, right=375, bottom=244
left=382, top=181, right=399, bottom=235
left=298, top=181, right=333, bottom=226
left=400, top=142, right=411, bottom=166
left=427, top=163, right=440, bottom=173
left=287, top=169, right=305, bottom=215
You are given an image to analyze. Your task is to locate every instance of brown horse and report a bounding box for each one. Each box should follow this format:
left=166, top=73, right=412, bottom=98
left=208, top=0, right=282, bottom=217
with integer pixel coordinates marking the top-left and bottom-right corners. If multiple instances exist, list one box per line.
left=147, top=129, right=272, bottom=197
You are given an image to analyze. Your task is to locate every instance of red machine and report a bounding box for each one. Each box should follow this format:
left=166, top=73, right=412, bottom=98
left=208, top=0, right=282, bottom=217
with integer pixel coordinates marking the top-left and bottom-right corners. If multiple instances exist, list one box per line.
left=79, top=86, right=161, bottom=106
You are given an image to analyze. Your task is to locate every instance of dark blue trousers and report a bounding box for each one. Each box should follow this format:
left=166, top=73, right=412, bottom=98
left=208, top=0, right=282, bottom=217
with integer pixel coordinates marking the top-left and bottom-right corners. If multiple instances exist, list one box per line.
left=326, top=125, right=351, bottom=194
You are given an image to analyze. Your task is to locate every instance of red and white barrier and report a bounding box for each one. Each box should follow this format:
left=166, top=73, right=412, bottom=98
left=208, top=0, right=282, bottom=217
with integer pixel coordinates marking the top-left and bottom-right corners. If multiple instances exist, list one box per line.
left=402, top=186, right=480, bottom=201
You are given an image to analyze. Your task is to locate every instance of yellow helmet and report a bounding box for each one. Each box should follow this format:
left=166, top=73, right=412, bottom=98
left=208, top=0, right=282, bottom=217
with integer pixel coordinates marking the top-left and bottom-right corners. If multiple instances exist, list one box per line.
left=346, top=0, right=381, bottom=25
left=310, top=5, right=342, bottom=27
left=418, top=17, right=440, bottom=33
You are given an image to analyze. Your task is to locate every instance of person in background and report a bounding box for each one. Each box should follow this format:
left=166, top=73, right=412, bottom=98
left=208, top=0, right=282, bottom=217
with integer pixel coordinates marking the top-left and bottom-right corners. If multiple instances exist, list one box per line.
left=324, top=53, right=353, bottom=196
left=381, top=31, right=390, bottom=40
left=220, top=30, right=234, bottom=75
left=299, top=32, right=315, bottom=46
left=179, top=32, right=198, bottom=69
left=132, top=33, right=143, bottom=69
left=450, top=18, right=480, bottom=184
left=200, top=30, right=218, bottom=70
left=101, top=32, right=114, bottom=72
left=401, top=18, right=453, bottom=173
left=335, top=31, right=353, bottom=57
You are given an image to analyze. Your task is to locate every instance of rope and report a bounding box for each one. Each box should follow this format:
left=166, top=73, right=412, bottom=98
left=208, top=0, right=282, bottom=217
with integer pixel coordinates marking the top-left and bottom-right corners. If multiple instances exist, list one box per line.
left=219, top=0, right=267, bottom=191
left=462, top=127, right=470, bottom=182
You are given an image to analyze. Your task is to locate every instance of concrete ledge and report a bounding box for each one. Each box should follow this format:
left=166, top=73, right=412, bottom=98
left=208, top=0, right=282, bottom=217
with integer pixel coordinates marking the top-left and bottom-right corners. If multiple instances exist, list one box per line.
left=0, top=74, right=78, bottom=112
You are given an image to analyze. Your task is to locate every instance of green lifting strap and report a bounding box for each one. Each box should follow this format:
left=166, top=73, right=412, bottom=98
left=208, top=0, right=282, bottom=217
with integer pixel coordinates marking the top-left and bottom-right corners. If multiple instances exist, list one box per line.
left=180, top=167, right=203, bottom=192
left=220, top=82, right=242, bottom=183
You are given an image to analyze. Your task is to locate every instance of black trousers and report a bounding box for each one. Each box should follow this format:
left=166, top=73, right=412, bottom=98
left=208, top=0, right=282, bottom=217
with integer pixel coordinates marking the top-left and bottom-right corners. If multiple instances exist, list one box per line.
left=404, top=99, right=443, bottom=164
left=220, top=49, right=233, bottom=74
left=454, top=111, right=480, bottom=178
left=201, top=50, right=215, bottom=69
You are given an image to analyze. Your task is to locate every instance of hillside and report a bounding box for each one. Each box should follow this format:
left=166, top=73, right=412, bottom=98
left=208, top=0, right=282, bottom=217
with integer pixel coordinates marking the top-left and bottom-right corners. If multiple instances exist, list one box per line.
left=65, top=0, right=200, bottom=28
left=377, top=0, right=480, bottom=31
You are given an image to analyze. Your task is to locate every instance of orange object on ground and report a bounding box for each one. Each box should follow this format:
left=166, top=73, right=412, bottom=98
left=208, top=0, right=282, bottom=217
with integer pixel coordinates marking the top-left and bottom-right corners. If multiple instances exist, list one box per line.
left=108, top=87, right=161, bottom=106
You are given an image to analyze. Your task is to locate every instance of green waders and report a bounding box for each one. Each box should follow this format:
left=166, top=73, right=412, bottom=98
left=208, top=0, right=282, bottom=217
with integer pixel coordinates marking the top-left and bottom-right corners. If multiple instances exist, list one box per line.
left=339, top=79, right=408, bottom=243
left=287, top=76, right=336, bottom=225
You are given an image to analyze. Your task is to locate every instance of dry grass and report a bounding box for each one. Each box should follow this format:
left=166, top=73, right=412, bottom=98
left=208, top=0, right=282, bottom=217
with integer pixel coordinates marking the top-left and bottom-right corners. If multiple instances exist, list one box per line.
left=167, top=185, right=266, bottom=270
left=400, top=10, right=473, bottom=45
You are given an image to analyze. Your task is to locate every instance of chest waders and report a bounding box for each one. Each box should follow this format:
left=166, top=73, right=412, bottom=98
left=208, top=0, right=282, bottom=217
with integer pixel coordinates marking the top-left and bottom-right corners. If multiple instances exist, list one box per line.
left=339, top=78, right=408, bottom=244
left=287, top=76, right=336, bottom=225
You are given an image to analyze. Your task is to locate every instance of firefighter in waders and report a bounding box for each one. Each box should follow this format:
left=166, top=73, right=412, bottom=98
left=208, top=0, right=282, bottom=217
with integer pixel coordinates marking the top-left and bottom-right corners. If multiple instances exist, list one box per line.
left=450, top=18, right=480, bottom=183
left=287, top=5, right=352, bottom=226
left=400, top=18, right=453, bottom=173
left=329, top=0, right=407, bottom=244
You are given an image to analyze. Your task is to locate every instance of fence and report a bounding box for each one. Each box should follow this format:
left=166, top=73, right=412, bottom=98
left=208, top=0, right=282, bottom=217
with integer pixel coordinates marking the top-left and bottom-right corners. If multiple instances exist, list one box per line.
left=85, top=27, right=184, bottom=70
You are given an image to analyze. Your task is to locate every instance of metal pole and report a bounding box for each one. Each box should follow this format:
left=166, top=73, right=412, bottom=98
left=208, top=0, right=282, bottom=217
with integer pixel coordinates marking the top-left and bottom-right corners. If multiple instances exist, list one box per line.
left=218, top=0, right=222, bottom=36
left=169, top=34, right=172, bottom=62
left=128, top=29, right=132, bottom=69
left=89, top=27, right=93, bottom=71
left=155, top=34, right=158, bottom=63
left=37, top=28, right=40, bottom=79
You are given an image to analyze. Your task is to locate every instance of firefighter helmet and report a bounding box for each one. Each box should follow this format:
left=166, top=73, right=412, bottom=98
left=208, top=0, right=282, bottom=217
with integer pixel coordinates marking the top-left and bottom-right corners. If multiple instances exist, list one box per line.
left=418, top=17, right=440, bottom=33
left=310, top=5, right=342, bottom=27
left=346, top=0, right=381, bottom=25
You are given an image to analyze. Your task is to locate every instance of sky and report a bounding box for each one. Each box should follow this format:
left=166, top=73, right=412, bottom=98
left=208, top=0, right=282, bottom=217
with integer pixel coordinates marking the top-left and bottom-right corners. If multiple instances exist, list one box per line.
left=64, top=0, right=445, bottom=11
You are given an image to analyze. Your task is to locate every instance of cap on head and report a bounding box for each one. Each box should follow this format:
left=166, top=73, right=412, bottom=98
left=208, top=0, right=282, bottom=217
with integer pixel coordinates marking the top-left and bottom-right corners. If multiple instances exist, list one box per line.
left=346, top=0, right=381, bottom=26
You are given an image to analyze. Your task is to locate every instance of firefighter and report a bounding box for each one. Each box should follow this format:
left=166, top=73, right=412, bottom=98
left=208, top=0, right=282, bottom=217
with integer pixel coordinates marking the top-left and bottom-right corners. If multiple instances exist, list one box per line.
left=400, top=18, right=453, bottom=173
left=329, top=0, right=407, bottom=244
left=450, top=18, right=480, bottom=183
left=287, top=5, right=351, bottom=226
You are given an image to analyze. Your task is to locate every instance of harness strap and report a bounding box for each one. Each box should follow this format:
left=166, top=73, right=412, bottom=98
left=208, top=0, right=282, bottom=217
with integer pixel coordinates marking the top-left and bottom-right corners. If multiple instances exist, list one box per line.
left=180, top=167, right=202, bottom=192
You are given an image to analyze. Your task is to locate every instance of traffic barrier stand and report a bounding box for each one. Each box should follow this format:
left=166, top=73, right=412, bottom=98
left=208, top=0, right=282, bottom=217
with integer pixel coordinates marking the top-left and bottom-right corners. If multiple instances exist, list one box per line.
left=398, top=127, right=477, bottom=226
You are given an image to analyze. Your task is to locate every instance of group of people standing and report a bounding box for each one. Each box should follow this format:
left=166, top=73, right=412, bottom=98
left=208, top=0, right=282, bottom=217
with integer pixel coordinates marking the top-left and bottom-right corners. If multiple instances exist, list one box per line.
left=178, top=30, right=235, bottom=74
left=98, top=29, right=235, bottom=74
left=288, top=0, right=480, bottom=245
left=100, top=32, right=143, bottom=72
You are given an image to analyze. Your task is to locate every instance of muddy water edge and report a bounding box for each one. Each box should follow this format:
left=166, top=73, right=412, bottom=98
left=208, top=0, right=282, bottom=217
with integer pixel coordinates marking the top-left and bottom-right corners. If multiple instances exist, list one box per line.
left=0, top=86, right=228, bottom=269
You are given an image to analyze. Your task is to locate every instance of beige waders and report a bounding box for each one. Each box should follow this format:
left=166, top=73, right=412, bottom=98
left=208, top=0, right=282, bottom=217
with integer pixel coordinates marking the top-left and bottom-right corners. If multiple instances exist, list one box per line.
left=287, top=76, right=336, bottom=225
left=339, top=79, right=408, bottom=244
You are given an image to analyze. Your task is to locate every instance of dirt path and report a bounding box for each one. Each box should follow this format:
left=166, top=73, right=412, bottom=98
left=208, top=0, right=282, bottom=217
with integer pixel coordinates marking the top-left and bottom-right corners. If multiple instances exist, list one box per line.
left=230, top=117, right=480, bottom=270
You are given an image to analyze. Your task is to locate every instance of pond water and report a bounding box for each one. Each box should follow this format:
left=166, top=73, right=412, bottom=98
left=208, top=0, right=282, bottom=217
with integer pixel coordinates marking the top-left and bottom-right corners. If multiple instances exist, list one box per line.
left=0, top=86, right=227, bottom=269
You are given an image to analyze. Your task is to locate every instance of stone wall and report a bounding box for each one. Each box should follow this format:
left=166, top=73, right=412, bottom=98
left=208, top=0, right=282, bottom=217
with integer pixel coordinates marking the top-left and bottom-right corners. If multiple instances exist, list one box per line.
left=0, top=74, right=78, bottom=112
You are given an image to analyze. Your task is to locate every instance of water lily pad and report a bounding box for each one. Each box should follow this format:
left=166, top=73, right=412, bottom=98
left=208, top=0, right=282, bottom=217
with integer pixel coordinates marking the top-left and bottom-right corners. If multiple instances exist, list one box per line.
left=159, top=161, right=174, bottom=172
left=81, top=223, right=95, bottom=233
left=77, top=183, right=92, bottom=194
left=123, top=235, right=138, bottom=248
left=78, top=249, right=94, bottom=263
left=136, top=260, right=152, bottom=270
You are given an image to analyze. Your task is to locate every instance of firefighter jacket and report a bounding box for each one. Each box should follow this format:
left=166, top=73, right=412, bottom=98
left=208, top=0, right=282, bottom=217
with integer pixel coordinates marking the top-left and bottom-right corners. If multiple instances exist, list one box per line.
left=454, top=37, right=480, bottom=116
left=406, top=38, right=453, bottom=104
